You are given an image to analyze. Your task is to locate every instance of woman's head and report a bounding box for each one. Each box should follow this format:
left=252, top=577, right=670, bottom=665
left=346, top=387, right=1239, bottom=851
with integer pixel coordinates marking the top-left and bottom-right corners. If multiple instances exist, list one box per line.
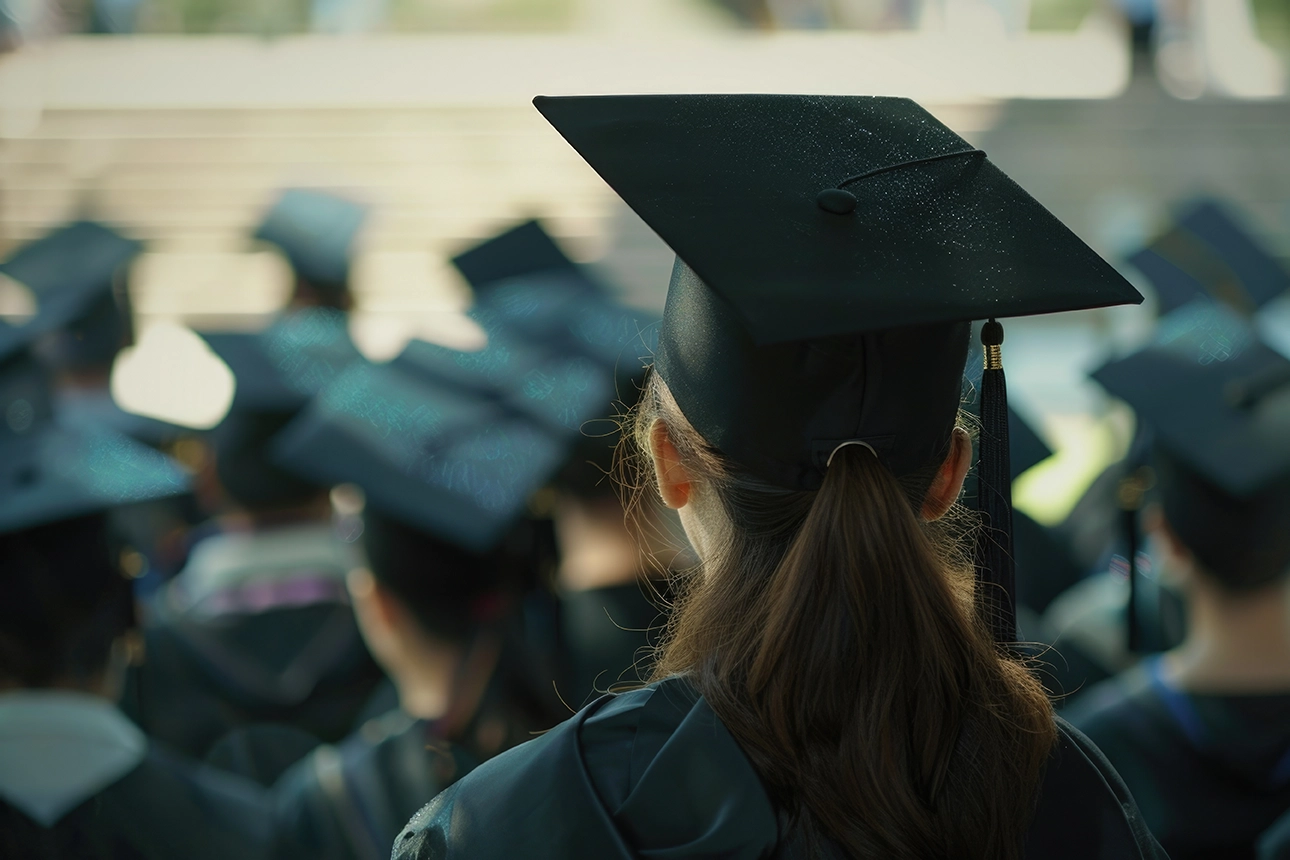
left=627, top=370, right=1054, bottom=860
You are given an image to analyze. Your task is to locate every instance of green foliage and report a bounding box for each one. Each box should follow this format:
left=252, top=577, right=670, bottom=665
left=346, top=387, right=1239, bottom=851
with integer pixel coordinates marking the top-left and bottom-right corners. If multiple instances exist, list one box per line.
left=1028, top=0, right=1095, bottom=31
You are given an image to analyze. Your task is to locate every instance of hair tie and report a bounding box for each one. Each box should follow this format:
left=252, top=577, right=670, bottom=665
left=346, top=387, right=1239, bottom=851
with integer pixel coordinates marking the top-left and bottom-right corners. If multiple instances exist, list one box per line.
left=826, top=440, right=879, bottom=467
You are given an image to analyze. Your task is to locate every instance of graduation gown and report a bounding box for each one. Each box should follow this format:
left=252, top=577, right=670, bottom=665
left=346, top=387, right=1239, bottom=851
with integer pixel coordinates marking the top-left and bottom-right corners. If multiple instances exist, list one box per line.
left=393, top=676, right=1166, bottom=860
left=125, top=523, right=384, bottom=759
left=272, top=709, right=477, bottom=860
left=1070, top=658, right=1290, bottom=860
left=0, top=691, right=277, bottom=860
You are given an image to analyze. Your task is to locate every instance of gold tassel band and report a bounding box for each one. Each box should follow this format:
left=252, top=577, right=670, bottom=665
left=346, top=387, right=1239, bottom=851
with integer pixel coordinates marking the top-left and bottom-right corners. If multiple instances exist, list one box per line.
left=984, top=343, right=1003, bottom=371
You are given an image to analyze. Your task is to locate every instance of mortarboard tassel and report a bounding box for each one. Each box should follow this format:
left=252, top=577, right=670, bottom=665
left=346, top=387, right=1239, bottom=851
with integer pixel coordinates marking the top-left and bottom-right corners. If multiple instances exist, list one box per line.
left=1119, top=479, right=1143, bottom=653
left=976, top=319, right=1016, bottom=645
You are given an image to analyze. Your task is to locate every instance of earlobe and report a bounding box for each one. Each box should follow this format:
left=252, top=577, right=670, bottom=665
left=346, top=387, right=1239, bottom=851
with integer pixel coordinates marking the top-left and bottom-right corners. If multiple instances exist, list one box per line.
left=649, top=420, right=692, bottom=510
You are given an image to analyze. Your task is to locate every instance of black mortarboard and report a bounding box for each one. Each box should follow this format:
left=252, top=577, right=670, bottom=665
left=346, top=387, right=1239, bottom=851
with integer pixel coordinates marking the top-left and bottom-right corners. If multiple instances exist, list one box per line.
left=273, top=362, right=570, bottom=552
left=1129, top=198, right=1290, bottom=317
left=395, top=223, right=656, bottom=439
left=0, top=348, right=189, bottom=535
left=254, top=189, right=367, bottom=288
left=535, top=93, right=1140, bottom=642
left=1093, top=301, right=1290, bottom=498
left=451, top=219, right=582, bottom=291
left=1093, top=301, right=1290, bottom=590
left=0, top=221, right=141, bottom=352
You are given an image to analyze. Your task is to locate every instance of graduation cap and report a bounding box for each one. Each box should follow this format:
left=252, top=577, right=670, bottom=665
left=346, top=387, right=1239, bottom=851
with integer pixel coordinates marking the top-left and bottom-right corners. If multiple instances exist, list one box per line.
left=0, top=342, right=189, bottom=535
left=254, top=189, right=368, bottom=288
left=273, top=362, right=571, bottom=552
left=452, top=219, right=659, bottom=370
left=535, top=93, right=1142, bottom=643
left=201, top=332, right=311, bottom=415
left=452, top=219, right=583, bottom=291
left=1092, top=301, right=1290, bottom=594
left=0, top=221, right=142, bottom=360
left=1129, top=198, right=1290, bottom=317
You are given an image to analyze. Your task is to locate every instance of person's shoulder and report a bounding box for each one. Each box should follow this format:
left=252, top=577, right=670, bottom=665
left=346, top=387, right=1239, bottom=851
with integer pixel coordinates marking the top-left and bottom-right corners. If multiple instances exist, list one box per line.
left=392, top=677, right=778, bottom=860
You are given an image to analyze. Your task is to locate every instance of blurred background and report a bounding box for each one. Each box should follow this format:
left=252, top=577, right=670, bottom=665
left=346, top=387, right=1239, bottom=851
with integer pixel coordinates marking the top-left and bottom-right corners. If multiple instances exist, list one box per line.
left=1, top=0, right=1288, bottom=524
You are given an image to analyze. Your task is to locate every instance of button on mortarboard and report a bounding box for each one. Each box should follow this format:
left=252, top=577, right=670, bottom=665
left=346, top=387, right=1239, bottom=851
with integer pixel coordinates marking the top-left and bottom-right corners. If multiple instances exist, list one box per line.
left=534, top=94, right=1139, bottom=345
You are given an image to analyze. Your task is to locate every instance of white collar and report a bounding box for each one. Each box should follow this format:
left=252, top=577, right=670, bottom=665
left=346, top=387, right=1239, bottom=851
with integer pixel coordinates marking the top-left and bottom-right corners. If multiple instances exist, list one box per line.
left=0, top=690, right=147, bottom=826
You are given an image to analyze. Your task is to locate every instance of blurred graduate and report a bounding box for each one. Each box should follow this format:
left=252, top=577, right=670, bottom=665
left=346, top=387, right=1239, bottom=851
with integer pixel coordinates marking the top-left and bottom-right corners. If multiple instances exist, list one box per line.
left=0, top=307, right=278, bottom=859
left=1042, top=198, right=1290, bottom=701
left=1067, top=300, right=1290, bottom=860
left=267, top=219, right=662, bottom=860
left=125, top=191, right=387, bottom=768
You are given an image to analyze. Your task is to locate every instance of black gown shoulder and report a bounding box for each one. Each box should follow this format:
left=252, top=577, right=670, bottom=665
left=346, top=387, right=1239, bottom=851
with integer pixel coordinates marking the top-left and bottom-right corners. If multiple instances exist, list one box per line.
left=393, top=676, right=1168, bottom=860
left=0, top=744, right=277, bottom=860
left=272, top=709, right=476, bottom=860
left=1070, top=660, right=1290, bottom=860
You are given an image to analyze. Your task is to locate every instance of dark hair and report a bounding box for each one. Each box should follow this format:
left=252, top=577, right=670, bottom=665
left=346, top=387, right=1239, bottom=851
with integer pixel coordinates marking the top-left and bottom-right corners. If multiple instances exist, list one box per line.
left=632, top=372, right=1055, bottom=859
left=361, top=507, right=545, bottom=642
left=0, top=513, right=134, bottom=687
left=1154, top=444, right=1290, bottom=592
left=213, top=410, right=324, bottom=513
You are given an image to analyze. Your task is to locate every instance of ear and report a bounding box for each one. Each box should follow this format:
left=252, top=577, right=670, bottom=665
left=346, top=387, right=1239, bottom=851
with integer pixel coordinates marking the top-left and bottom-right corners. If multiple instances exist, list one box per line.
left=921, top=427, right=973, bottom=521
left=648, top=419, right=692, bottom=510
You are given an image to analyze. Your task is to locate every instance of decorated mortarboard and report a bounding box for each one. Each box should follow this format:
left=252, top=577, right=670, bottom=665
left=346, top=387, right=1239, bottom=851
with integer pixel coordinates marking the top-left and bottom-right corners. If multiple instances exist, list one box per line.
left=535, top=93, right=1142, bottom=643
left=0, top=347, right=189, bottom=535
left=1129, top=198, right=1290, bottom=317
left=253, top=189, right=367, bottom=287
left=273, top=361, right=571, bottom=552
left=0, top=221, right=142, bottom=342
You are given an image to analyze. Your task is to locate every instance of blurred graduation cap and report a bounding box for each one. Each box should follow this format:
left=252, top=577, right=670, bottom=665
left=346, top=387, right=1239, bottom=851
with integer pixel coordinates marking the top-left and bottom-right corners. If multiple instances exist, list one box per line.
left=254, top=189, right=368, bottom=289
left=0, top=221, right=142, bottom=367
left=201, top=308, right=363, bottom=417
left=393, top=221, right=657, bottom=439
left=273, top=361, right=571, bottom=553
left=0, top=325, right=189, bottom=535
left=1093, top=300, right=1290, bottom=596
left=535, top=93, right=1141, bottom=643
left=1129, top=198, right=1290, bottom=317
left=452, top=220, right=583, bottom=291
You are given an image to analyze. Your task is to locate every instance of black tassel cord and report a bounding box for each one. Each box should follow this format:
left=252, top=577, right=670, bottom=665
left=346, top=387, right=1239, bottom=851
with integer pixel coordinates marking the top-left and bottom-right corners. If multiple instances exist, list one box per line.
left=976, top=319, right=1016, bottom=646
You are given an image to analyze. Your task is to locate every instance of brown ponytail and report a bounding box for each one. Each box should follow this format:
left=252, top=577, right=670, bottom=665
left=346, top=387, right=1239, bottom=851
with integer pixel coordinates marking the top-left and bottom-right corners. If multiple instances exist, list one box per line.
left=631, top=372, right=1055, bottom=860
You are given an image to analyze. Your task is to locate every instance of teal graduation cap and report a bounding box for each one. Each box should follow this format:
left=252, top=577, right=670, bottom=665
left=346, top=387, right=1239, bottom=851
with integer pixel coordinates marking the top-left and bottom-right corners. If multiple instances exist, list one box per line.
left=534, top=93, right=1142, bottom=643
left=0, top=328, right=189, bottom=535
left=254, top=189, right=368, bottom=288
left=0, top=221, right=141, bottom=348
left=272, top=361, right=571, bottom=553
